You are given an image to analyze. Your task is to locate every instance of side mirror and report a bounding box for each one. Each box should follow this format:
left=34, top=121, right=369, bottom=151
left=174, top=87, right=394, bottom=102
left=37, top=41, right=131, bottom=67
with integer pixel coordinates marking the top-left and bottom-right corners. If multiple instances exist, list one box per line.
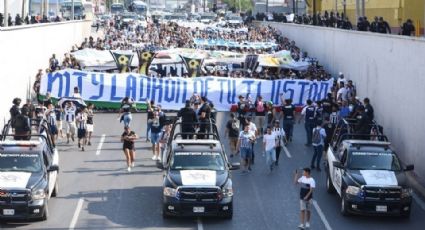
left=156, top=161, right=164, bottom=170
left=333, top=161, right=343, bottom=169
left=230, top=162, right=240, bottom=170
left=48, top=165, right=59, bottom=172
left=404, top=164, right=414, bottom=171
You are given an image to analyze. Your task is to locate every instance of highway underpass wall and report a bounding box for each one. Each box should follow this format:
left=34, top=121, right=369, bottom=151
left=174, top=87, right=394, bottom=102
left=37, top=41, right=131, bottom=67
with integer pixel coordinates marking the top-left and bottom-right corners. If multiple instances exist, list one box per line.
left=0, top=20, right=91, bottom=124
left=262, top=22, right=425, bottom=182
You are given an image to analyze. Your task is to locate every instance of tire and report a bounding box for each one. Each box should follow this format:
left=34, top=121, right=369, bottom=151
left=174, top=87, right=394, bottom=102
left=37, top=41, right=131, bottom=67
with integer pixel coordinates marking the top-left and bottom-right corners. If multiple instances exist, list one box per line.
left=40, top=201, right=49, bottom=221
left=162, top=208, right=171, bottom=219
left=52, top=180, right=59, bottom=197
left=401, top=208, right=411, bottom=219
left=340, top=193, right=350, bottom=216
left=326, top=173, right=335, bottom=194
left=222, top=203, right=233, bottom=219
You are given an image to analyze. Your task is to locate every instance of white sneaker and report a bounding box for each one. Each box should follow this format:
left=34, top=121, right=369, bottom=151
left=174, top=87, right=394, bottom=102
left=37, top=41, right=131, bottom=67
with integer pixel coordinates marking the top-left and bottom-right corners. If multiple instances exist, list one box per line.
left=298, top=224, right=305, bottom=229
left=131, top=162, right=135, bottom=167
left=157, top=156, right=161, bottom=161
left=152, top=155, right=157, bottom=160
left=305, top=222, right=310, bottom=228
left=127, top=167, right=131, bottom=172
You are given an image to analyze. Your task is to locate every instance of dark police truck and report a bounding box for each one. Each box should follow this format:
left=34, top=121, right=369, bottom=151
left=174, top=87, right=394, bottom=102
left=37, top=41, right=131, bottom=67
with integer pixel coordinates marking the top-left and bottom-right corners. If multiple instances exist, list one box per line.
left=326, top=119, right=414, bottom=217
left=0, top=119, right=59, bottom=221
left=157, top=119, right=239, bottom=219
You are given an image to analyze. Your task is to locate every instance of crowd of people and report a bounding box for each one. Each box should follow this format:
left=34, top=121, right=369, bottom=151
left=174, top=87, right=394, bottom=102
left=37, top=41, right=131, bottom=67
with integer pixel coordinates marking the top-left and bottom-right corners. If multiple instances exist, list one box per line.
left=257, top=10, right=417, bottom=36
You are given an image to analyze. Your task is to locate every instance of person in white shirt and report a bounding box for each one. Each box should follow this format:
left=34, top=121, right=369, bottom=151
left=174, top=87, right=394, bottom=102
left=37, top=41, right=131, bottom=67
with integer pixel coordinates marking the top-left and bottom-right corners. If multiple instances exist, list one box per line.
left=311, top=123, right=327, bottom=171
left=72, top=86, right=82, bottom=98
left=337, top=82, right=348, bottom=102
left=64, top=102, right=77, bottom=144
left=272, top=120, right=286, bottom=166
left=294, top=168, right=315, bottom=229
left=246, top=117, right=258, bottom=165
left=263, top=127, right=277, bottom=172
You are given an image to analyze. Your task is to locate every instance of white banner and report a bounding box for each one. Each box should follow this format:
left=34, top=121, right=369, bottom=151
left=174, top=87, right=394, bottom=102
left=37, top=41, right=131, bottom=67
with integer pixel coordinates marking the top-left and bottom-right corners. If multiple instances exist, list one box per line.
left=40, top=69, right=333, bottom=111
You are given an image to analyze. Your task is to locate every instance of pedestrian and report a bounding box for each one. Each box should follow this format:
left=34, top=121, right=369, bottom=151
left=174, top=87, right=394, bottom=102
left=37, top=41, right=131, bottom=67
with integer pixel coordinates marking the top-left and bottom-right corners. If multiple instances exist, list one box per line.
left=294, top=168, right=315, bottom=229
left=300, top=100, right=316, bottom=146
left=282, top=99, right=295, bottom=142
left=363, top=97, right=374, bottom=122
left=246, top=117, right=258, bottom=165
left=64, top=101, right=77, bottom=144
left=86, top=103, right=95, bottom=145
left=311, top=123, right=326, bottom=171
left=159, top=124, right=172, bottom=162
left=54, top=104, right=64, bottom=139
left=225, top=113, right=240, bottom=158
left=121, top=126, right=138, bottom=172
left=237, top=95, right=248, bottom=129
left=198, top=96, right=212, bottom=139
left=378, top=17, right=391, bottom=34
left=45, top=103, right=57, bottom=146
left=76, top=107, right=88, bottom=151
left=146, top=100, right=156, bottom=141
left=119, top=96, right=133, bottom=128
left=272, top=120, right=286, bottom=166
left=254, top=95, right=266, bottom=136
left=401, top=19, right=415, bottom=36
left=151, top=111, right=164, bottom=161
left=177, top=100, right=197, bottom=139
left=263, top=127, right=277, bottom=172
left=236, top=124, right=256, bottom=173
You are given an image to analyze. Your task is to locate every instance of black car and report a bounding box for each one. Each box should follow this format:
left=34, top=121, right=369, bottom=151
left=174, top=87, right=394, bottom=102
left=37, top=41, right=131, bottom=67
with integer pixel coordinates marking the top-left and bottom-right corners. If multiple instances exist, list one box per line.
left=326, top=119, right=414, bottom=217
left=157, top=119, right=239, bottom=218
left=0, top=119, right=59, bottom=221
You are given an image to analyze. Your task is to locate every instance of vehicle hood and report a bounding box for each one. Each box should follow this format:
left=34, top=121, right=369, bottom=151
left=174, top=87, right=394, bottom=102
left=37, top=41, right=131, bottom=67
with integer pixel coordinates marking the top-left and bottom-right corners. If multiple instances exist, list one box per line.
left=168, top=170, right=228, bottom=187
left=0, top=171, right=43, bottom=189
left=347, top=169, right=408, bottom=187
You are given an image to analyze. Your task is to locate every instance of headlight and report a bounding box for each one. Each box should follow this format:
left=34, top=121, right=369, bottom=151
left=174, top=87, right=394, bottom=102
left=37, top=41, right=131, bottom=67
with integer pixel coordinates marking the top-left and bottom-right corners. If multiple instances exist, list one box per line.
left=222, top=180, right=234, bottom=198
left=31, top=189, right=46, bottom=200
left=346, top=186, right=360, bottom=196
left=401, top=188, right=412, bottom=198
left=163, top=187, right=178, bottom=197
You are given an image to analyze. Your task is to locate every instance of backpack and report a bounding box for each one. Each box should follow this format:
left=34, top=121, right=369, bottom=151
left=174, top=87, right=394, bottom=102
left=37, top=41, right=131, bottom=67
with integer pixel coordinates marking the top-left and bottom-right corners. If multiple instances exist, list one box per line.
left=312, top=128, right=321, bottom=144
left=256, top=101, right=265, bottom=113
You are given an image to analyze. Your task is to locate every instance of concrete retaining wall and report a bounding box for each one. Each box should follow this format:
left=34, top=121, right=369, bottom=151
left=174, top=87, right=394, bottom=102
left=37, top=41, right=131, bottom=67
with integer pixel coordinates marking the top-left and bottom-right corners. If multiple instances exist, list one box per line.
left=0, top=20, right=91, bottom=123
left=263, top=22, right=425, bottom=181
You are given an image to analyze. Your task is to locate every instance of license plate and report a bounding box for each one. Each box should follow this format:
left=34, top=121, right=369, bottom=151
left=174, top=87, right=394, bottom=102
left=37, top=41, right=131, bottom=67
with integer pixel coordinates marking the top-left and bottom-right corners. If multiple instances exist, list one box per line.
left=376, top=205, right=387, bottom=212
left=193, top=207, right=205, bottom=213
left=3, top=209, right=15, bottom=216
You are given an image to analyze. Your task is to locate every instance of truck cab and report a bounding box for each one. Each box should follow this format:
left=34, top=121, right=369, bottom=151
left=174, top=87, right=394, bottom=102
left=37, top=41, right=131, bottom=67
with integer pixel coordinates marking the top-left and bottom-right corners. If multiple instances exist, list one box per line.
left=157, top=119, right=239, bottom=219
left=325, top=119, right=413, bottom=217
left=0, top=119, right=59, bottom=221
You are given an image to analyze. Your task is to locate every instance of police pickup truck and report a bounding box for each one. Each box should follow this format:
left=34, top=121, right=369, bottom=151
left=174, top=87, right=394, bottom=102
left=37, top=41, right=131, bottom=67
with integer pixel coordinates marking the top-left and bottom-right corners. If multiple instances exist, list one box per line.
left=0, top=119, right=59, bottom=221
left=325, top=119, right=414, bottom=217
left=157, top=120, right=239, bottom=219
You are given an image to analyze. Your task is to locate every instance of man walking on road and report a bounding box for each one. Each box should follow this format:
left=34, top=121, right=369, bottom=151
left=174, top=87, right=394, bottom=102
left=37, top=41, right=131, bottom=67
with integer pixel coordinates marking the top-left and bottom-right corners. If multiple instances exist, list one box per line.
left=301, top=100, right=316, bottom=146
left=311, top=123, right=326, bottom=171
left=237, top=125, right=256, bottom=173
left=225, top=113, right=240, bottom=158
left=272, top=120, right=286, bottom=166
left=294, top=168, right=315, bottom=229
left=263, top=127, right=277, bottom=172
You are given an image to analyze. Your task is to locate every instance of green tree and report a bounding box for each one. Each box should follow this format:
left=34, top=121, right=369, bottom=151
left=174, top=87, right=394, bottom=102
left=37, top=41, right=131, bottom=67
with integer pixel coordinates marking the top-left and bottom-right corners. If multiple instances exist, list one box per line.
left=222, top=0, right=253, bottom=12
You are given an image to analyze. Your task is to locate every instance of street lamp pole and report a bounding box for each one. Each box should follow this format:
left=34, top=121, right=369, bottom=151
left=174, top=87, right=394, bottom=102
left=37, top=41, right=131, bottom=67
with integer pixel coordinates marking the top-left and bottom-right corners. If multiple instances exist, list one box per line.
left=4, top=0, right=8, bottom=26
left=343, top=0, right=346, bottom=18
left=266, top=0, right=268, bottom=14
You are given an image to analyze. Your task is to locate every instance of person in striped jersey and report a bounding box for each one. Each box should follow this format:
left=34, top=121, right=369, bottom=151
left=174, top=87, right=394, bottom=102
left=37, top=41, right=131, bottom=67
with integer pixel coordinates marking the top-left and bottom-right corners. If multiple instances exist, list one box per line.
left=64, top=102, right=77, bottom=144
left=76, top=107, right=88, bottom=151
left=45, top=103, right=58, bottom=146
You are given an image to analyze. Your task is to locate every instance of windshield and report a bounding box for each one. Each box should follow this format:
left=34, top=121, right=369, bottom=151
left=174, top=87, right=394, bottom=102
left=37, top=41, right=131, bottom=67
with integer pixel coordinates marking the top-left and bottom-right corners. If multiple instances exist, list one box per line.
left=348, top=151, right=402, bottom=171
left=170, top=152, right=225, bottom=171
left=0, top=153, right=42, bottom=173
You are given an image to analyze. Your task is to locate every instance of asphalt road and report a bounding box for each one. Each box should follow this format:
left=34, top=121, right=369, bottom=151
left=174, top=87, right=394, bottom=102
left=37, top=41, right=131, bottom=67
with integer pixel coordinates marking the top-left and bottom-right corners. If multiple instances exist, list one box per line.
left=1, top=112, right=425, bottom=230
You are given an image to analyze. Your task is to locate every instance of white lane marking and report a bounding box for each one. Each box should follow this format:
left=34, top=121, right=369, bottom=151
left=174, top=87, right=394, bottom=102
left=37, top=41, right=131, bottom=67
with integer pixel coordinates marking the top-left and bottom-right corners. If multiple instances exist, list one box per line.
left=312, top=199, right=333, bottom=230
left=96, top=134, right=106, bottom=156
left=283, top=146, right=292, bottom=158
left=69, top=198, right=84, bottom=230
left=412, top=192, right=425, bottom=211
left=197, top=217, right=204, bottom=230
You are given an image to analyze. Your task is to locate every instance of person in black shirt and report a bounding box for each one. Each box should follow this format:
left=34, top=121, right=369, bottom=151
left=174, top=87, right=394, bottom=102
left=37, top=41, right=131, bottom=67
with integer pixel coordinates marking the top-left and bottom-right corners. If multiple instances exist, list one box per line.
left=378, top=17, right=391, bottom=34
left=237, top=95, right=248, bottom=130
left=151, top=111, right=165, bottom=161
left=177, top=100, right=197, bottom=139
left=401, top=19, right=415, bottom=36
left=14, top=106, right=31, bottom=141
left=282, top=99, right=295, bottom=142
left=363, top=97, right=374, bottom=122
left=370, top=16, right=379, bottom=32
left=119, top=97, right=134, bottom=128
left=121, top=126, right=138, bottom=172
left=146, top=100, right=156, bottom=141
left=225, top=113, right=240, bottom=158
left=10, top=98, right=22, bottom=129
left=198, top=96, right=212, bottom=139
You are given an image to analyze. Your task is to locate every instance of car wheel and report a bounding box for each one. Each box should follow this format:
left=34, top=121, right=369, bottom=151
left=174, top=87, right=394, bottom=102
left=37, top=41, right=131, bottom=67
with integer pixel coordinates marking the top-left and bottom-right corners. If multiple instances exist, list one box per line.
left=162, top=207, right=171, bottom=219
left=340, top=193, right=350, bottom=216
left=222, top=203, right=233, bottom=219
left=52, top=180, right=59, bottom=197
left=326, top=173, right=335, bottom=194
left=40, top=201, right=49, bottom=221
left=401, top=209, right=411, bottom=219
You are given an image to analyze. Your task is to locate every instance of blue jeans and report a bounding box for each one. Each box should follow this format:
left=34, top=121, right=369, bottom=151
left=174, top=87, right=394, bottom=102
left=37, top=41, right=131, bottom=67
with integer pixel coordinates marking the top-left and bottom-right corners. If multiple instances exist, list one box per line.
left=123, top=113, right=132, bottom=128
left=311, top=145, right=323, bottom=168
left=304, top=122, right=315, bottom=144
left=146, top=121, right=152, bottom=139
left=265, top=149, right=276, bottom=167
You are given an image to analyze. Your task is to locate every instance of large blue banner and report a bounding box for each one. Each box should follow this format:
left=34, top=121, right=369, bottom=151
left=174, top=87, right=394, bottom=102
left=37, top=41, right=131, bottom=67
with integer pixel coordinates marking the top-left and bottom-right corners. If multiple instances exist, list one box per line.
left=40, top=69, right=333, bottom=111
